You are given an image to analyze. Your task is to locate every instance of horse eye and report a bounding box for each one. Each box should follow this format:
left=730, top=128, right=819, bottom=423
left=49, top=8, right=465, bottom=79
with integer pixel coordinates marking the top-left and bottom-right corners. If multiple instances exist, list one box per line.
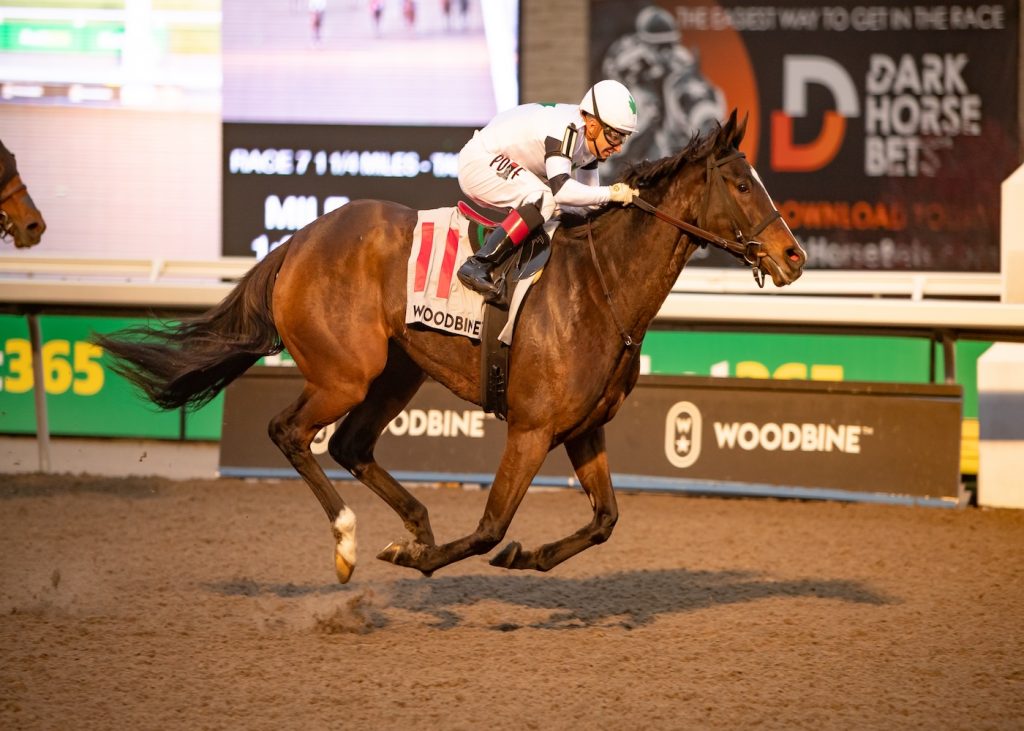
left=737, top=182, right=750, bottom=193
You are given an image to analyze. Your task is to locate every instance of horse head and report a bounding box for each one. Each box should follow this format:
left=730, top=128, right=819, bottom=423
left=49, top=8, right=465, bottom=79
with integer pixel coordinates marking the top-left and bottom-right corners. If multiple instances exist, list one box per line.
left=0, top=140, right=47, bottom=248
left=698, top=110, right=806, bottom=286
left=621, top=110, right=806, bottom=288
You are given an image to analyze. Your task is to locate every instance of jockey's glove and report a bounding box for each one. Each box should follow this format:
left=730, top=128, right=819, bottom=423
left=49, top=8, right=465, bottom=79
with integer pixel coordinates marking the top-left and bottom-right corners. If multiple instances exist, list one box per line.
left=608, top=183, right=640, bottom=205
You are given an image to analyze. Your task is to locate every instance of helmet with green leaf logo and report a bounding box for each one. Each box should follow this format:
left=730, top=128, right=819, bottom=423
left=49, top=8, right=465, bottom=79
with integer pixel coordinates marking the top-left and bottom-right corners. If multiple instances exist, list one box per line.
left=580, top=79, right=638, bottom=135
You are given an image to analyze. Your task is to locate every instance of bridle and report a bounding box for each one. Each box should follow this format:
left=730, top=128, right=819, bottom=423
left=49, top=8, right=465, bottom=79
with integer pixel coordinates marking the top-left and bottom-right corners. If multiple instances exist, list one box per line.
left=632, top=150, right=781, bottom=288
left=584, top=148, right=783, bottom=348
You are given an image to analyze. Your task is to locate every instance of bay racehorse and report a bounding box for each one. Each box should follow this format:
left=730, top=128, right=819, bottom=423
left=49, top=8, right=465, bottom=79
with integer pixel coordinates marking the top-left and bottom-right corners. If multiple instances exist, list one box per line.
left=96, top=111, right=806, bottom=583
left=0, top=139, right=46, bottom=248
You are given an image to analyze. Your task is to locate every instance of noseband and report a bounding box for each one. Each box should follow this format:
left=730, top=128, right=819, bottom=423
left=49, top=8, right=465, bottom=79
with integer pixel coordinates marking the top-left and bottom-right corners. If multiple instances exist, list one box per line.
left=632, top=150, right=781, bottom=288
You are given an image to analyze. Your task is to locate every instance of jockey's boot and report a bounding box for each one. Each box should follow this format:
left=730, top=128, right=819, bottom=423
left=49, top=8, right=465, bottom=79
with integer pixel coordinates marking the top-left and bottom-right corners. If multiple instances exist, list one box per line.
left=457, top=203, right=545, bottom=302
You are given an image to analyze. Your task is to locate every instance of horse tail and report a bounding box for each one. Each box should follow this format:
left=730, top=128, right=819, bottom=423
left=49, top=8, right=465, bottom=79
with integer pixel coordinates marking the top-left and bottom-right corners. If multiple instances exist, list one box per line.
left=94, top=242, right=291, bottom=411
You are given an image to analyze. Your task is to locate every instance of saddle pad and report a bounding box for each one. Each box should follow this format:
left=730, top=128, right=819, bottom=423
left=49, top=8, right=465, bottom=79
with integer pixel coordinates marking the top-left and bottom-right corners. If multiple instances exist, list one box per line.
left=405, top=207, right=537, bottom=343
left=406, top=207, right=484, bottom=339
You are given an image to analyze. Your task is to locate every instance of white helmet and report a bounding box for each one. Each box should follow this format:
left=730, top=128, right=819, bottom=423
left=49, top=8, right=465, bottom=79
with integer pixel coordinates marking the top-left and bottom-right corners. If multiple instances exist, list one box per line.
left=580, top=79, right=638, bottom=135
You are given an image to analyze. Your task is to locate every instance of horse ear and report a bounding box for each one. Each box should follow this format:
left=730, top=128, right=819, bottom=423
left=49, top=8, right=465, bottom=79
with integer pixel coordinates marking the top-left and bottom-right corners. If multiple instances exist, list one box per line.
left=733, top=112, right=748, bottom=148
left=721, top=109, right=747, bottom=149
left=721, top=110, right=735, bottom=135
left=717, top=109, right=736, bottom=149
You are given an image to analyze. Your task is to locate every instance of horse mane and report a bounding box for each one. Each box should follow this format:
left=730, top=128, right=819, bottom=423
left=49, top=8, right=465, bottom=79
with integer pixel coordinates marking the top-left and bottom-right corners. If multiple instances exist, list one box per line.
left=625, top=118, right=748, bottom=190
left=558, top=111, right=746, bottom=234
left=618, top=130, right=710, bottom=188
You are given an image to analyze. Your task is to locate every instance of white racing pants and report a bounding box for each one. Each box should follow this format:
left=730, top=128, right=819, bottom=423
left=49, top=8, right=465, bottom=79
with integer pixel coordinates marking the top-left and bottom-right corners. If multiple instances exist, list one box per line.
left=457, top=132, right=561, bottom=237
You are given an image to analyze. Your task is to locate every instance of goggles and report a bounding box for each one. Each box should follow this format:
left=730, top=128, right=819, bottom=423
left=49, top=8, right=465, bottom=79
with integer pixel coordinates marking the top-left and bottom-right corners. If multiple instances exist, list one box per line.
left=589, top=87, right=630, bottom=147
left=601, top=124, right=629, bottom=146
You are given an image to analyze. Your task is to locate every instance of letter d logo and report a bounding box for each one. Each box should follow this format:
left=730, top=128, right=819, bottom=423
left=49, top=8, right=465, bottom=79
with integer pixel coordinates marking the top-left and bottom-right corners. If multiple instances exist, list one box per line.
left=771, top=56, right=859, bottom=172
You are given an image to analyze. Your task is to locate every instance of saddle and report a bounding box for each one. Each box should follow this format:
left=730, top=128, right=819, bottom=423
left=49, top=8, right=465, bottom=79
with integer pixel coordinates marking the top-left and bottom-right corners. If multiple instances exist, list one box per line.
left=457, top=201, right=551, bottom=420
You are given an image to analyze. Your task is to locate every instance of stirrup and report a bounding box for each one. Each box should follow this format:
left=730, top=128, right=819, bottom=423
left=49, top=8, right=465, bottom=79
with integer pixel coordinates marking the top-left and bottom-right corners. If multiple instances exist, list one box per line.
left=457, top=261, right=499, bottom=297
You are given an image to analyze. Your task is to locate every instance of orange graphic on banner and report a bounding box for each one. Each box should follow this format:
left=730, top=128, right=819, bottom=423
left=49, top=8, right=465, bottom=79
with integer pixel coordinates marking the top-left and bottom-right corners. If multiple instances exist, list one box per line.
left=770, top=111, right=846, bottom=172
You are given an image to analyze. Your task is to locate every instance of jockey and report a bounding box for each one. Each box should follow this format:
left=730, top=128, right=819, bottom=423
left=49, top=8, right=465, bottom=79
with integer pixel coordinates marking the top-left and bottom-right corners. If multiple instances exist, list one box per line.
left=456, top=79, right=641, bottom=301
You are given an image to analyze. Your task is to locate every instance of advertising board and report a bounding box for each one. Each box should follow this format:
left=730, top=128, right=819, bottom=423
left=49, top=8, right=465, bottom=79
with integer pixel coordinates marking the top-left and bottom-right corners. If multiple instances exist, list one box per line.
left=0, top=315, right=981, bottom=486
left=220, top=367, right=962, bottom=502
left=0, top=314, right=221, bottom=440
left=590, top=1, right=1021, bottom=271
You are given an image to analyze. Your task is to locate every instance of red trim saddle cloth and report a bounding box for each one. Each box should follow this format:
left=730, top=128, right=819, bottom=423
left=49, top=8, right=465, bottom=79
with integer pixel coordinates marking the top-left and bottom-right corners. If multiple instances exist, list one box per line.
left=405, top=207, right=485, bottom=340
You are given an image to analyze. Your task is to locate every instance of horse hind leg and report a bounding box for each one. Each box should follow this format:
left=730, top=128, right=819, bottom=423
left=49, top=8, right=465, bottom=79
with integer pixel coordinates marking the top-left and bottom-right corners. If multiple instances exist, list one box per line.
left=327, top=344, right=436, bottom=547
left=491, top=426, right=618, bottom=571
left=268, top=383, right=371, bottom=584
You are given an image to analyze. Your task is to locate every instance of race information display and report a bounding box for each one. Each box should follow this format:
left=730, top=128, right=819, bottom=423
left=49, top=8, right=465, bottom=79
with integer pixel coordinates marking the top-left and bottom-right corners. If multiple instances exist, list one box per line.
left=221, top=0, right=518, bottom=257
left=222, top=124, right=467, bottom=258
left=590, top=1, right=1020, bottom=271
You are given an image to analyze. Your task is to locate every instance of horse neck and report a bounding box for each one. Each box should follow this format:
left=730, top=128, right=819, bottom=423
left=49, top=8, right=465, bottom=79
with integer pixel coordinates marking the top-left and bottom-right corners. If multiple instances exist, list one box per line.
left=595, top=163, right=705, bottom=339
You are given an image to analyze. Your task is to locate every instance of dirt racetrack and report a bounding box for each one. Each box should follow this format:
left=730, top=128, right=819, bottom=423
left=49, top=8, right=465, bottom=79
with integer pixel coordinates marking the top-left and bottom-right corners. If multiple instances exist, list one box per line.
left=2, top=473, right=1022, bottom=730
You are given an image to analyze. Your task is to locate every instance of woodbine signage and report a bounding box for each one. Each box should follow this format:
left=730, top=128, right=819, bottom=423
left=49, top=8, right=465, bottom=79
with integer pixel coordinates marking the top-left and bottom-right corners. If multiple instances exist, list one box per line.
left=664, top=400, right=875, bottom=470
left=221, top=369, right=962, bottom=504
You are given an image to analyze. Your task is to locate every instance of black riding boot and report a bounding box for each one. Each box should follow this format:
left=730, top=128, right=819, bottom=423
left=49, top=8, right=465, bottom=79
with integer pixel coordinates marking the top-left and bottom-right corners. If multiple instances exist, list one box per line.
left=458, top=203, right=545, bottom=302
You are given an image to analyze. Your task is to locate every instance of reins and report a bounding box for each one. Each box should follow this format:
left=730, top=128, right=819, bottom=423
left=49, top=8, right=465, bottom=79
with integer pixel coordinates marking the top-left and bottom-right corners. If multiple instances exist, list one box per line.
left=632, top=197, right=736, bottom=251
left=634, top=151, right=781, bottom=288
left=584, top=148, right=783, bottom=347
left=585, top=222, right=636, bottom=348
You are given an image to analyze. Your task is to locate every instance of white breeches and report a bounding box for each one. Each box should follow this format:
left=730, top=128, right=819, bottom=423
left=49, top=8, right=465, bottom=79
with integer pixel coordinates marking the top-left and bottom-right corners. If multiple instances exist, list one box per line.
left=458, top=132, right=558, bottom=234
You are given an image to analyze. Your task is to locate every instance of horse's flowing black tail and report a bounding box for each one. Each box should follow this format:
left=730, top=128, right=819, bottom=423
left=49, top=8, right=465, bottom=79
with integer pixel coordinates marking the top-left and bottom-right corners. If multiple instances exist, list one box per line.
left=93, top=243, right=291, bottom=411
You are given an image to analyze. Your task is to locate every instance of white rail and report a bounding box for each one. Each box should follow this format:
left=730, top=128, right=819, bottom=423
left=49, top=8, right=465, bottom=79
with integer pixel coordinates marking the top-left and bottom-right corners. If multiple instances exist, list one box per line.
left=0, top=254, right=1004, bottom=299
left=2, top=255, right=1021, bottom=349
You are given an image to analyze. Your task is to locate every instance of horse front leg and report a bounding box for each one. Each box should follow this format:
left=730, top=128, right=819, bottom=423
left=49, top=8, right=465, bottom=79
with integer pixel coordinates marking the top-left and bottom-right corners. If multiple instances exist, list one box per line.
left=377, top=425, right=551, bottom=576
left=490, top=425, right=618, bottom=571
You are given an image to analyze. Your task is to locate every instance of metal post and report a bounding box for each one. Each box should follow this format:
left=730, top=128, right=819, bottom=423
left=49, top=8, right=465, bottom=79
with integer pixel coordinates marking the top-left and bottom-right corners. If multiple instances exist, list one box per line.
left=27, top=313, right=51, bottom=473
left=942, top=331, right=957, bottom=384
left=928, top=335, right=937, bottom=383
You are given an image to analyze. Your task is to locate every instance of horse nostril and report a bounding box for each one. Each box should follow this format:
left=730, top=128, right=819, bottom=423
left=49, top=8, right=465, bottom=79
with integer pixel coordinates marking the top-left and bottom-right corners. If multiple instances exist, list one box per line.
left=786, top=247, right=803, bottom=264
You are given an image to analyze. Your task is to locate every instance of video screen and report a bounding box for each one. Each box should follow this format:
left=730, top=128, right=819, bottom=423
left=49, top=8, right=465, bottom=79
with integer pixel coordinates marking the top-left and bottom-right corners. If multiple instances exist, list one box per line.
left=0, top=0, right=221, bottom=111
left=222, top=0, right=519, bottom=125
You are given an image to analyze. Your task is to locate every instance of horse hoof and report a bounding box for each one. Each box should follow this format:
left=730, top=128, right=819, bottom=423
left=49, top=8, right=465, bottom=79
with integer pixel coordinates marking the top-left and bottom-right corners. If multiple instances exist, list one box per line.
left=332, top=507, right=357, bottom=584
left=377, top=541, right=404, bottom=565
left=377, top=541, right=436, bottom=578
left=335, top=551, right=355, bottom=584
left=490, top=541, right=523, bottom=568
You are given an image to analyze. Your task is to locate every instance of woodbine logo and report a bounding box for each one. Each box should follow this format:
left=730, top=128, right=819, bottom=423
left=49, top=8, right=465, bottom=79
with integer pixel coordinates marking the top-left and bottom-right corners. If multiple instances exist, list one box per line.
left=312, top=408, right=489, bottom=454
left=665, top=400, right=872, bottom=468
left=665, top=401, right=702, bottom=468
left=714, top=421, right=870, bottom=454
